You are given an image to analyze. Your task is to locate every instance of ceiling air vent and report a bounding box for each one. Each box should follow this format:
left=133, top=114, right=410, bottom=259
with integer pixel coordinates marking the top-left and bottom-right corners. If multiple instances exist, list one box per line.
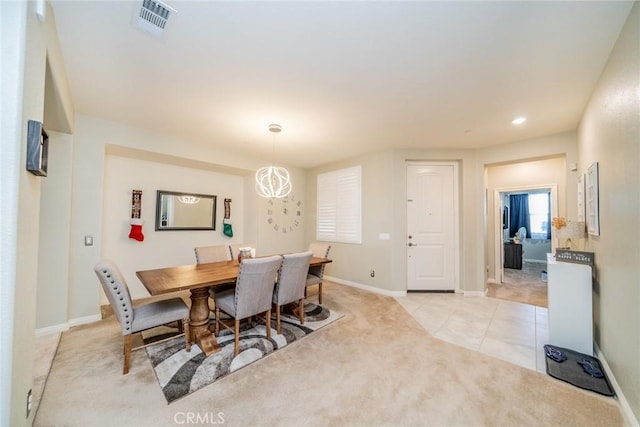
left=132, top=0, right=177, bottom=38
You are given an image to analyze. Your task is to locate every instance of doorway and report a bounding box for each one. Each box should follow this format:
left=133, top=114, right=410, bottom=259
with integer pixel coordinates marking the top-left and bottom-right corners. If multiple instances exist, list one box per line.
left=406, top=162, right=459, bottom=291
left=489, top=185, right=556, bottom=307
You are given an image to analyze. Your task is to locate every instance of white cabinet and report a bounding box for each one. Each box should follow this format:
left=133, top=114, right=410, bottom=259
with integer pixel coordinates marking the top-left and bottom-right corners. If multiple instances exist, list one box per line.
left=547, top=254, right=594, bottom=356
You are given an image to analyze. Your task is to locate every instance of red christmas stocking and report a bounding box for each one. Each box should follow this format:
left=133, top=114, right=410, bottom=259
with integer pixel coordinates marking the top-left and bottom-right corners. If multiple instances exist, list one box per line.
left=129, top=218, right=144, bottom=242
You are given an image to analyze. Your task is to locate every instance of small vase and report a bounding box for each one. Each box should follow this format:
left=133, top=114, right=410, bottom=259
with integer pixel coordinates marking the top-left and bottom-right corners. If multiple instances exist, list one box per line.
left=237, top=248, right=252, bottom=263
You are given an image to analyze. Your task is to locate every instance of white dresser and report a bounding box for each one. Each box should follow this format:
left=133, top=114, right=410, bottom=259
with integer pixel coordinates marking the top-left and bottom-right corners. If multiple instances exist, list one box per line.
left=546, top=253, right=594, bottom=356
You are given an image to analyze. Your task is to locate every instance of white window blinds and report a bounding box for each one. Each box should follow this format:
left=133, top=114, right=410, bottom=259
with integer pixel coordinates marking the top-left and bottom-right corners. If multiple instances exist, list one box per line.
left=316, top=166, right=361, bottom=244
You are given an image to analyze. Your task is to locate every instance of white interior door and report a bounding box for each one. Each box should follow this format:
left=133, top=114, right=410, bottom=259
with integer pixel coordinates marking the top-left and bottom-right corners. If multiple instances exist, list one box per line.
left=407, top=164, right=457, bottom=291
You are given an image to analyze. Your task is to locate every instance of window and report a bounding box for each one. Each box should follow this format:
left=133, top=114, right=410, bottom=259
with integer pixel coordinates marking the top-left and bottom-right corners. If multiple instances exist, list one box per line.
left=528, top=192, right=550, bottom=239
left=509, top=191, right=551, bottom=240
left=316, top=166, right=361, bottom=244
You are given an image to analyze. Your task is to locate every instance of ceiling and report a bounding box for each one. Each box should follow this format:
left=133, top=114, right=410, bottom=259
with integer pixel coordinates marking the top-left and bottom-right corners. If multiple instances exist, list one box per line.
left=50, top=1, right=633, bottom=169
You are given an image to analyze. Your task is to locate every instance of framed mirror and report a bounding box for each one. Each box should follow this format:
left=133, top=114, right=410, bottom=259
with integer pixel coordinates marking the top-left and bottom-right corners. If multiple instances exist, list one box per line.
left=155, top=190, right=217, bottom=231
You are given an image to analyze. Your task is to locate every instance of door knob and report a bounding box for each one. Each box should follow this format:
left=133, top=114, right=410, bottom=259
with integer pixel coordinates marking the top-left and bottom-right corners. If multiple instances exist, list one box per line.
left=408, top=242, right=414, bottom=247
left=408, top=235, right=412, bottom=239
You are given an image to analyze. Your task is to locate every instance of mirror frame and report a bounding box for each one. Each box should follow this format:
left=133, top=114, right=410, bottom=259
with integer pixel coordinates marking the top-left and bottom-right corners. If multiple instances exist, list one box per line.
left=155, top=190, right=217, bottom=231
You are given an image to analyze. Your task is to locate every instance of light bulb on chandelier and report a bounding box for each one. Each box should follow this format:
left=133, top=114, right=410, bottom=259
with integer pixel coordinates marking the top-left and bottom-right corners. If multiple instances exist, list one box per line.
left=178, top=195, right=200, bottom=204
left=255, top=124, right=292, bottom=198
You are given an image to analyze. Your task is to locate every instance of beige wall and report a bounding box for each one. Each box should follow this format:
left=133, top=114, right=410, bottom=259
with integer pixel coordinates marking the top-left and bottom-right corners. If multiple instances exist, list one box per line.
left=101, top=156, right=246, bottom=302
left=486, top=156, right=567, bottom=281
left=392, top=149, right=478, bottom=293
left=64, top=115, right=305, bottom=322
left=36, top=131, right=73, bottom=329
left=306, top=149, right=395, bottom=292
left=305, top=137, right=577, bottom=296
left=7, top=1, right=638, bottom=425
left=5, top=1, right=74, bottom=425
left=577, top=3, right=640, bottom=422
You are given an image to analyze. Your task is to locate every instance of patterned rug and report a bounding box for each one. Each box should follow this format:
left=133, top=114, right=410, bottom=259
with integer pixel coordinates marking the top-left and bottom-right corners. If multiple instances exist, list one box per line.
left=145, top=303, right=343, bottom=403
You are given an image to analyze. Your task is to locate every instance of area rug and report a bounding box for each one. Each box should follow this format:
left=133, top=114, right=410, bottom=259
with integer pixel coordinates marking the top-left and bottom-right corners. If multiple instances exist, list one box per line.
left=145, top=303, right=343, bottom=403
left=544, top=344, right=615, bottom=396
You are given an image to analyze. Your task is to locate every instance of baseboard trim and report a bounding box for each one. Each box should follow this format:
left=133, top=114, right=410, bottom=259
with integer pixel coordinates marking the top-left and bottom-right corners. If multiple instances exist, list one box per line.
left=462, top=290, right=485, bottom=297
left=36, top=314, right=101, bottom=336
left=595, top=344, right=639, bottom=427
left=524, top=258, right=547, bottom=264
left=68, top=314, right=101, bottom=328
left=325, top=276, right=406, bottom=297
left=35, top=323, right=69, bottom=338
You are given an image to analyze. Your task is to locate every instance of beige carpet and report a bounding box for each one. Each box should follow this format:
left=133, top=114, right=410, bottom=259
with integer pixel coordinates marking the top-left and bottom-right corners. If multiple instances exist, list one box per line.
left=487, top=261, right=549, bottom=307
left=34, top=282, right=621, bottom=426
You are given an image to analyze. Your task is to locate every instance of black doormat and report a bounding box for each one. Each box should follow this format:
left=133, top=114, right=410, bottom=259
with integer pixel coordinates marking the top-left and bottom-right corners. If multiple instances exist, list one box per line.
left=544, top=344, right=615, bottom=396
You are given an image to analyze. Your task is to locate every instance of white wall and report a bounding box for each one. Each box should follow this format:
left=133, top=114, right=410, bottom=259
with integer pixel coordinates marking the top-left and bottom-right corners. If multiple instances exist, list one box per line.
left=577, top=3, right=640, bottom=422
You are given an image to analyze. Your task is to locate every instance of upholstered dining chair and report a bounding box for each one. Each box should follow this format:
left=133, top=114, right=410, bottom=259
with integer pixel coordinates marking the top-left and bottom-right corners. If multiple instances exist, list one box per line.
left=194, top=245, right=235, bottom=310
left=306, top=243, right=331, bottom=304
left=93, top=260, right=191, bottom=375
left=214, top=255, right=282, bottom=355
left=273, top=251, right=313, bottom=334
left=229, top=243, right=256, bottom=261
left=194, top=244, right=232, bottom=264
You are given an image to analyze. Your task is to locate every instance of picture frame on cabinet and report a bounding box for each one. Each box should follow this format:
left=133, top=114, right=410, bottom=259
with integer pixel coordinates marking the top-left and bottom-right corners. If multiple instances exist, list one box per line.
left=586, top=162, right=599, bottom=236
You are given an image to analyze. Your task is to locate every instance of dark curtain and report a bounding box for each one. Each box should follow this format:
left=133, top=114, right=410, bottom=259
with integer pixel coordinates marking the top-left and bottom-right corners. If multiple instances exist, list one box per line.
left=509, top=194, right=531, bottom=238
left=546, top=192, right=552, bottom=239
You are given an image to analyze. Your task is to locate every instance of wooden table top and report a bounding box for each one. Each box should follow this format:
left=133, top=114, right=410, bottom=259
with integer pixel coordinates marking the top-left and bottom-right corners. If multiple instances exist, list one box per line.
left=136, top=256, right=332, bottom=296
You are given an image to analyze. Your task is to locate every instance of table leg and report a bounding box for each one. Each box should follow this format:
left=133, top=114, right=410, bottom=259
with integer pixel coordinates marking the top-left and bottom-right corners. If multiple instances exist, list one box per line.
left=189, top=287, right=220, bottom=356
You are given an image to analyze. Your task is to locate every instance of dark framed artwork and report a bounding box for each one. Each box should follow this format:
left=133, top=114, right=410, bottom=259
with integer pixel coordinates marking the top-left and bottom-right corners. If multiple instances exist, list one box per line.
left=26, top=120, right=48, bottom=176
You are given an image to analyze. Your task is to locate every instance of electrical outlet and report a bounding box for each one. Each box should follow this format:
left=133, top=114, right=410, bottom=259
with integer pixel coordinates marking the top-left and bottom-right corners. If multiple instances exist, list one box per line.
left=370, top=270, right=375, bottom=277
left=26, top=388, right=32, bottom=418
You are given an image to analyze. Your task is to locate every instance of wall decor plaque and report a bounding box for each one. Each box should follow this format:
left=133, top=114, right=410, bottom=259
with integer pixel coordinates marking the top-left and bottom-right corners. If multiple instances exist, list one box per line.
left=555, top=249, right=594, bottom=266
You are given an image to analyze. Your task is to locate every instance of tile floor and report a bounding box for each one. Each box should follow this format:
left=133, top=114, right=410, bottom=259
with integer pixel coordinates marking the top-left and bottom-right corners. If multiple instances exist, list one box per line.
left=395, top=292, right=549, bottom=373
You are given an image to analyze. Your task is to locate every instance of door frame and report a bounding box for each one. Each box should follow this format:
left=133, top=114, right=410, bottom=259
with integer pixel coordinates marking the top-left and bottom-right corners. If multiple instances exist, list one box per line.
left=406, top=161, right=460, bottom=291
left=493, top=184, right=558, bottom=283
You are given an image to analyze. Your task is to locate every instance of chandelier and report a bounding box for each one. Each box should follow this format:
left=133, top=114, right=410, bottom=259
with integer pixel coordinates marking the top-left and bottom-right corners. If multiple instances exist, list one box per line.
left=255, top=124, right=292, bottom=198
left=178, top=195, right=200, bottom=204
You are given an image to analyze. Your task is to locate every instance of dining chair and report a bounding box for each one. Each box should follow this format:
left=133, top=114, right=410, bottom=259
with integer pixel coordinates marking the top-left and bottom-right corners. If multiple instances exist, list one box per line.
left=194, top=245, right=236, bottom=310
left=306, top=243, right=331, bottom=304
left=93, top=260, right=191, bottom=375
left=229, top=243, right=255, bottom=261
left=272, top=251, right=313, bottom=334
left=214, top=255, right=282, bottom=355
left=194, top=244, right=232, bottom=264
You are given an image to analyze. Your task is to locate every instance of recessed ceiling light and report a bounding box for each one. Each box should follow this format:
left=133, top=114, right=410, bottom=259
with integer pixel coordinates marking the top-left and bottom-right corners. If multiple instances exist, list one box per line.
left=512, top=117, right=527, bottom=125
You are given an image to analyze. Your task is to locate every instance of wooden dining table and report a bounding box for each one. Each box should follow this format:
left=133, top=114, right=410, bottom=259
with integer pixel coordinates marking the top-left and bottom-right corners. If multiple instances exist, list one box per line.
left=136, top=256, right=332, bottom=356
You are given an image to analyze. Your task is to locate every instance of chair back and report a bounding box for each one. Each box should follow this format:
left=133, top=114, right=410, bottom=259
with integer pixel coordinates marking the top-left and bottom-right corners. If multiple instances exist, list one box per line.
left=229, top=243, right=256, bottom=260
left=94, top=260, right=134, bottom=335
left=308, top=242, right=331, bottom=279
left=274, top=251, right=313, bottom=305
left=194, top=245, right=232, bottom=264
left=234, top=255, right=281, bottom=319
